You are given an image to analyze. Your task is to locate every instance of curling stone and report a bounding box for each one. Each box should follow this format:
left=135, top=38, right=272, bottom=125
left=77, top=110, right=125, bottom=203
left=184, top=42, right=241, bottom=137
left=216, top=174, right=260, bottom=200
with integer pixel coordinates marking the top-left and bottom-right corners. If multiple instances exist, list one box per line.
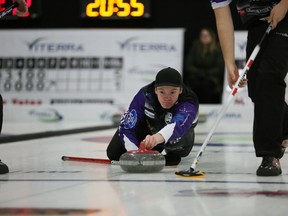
left=119, top=142, right=165, bottom=173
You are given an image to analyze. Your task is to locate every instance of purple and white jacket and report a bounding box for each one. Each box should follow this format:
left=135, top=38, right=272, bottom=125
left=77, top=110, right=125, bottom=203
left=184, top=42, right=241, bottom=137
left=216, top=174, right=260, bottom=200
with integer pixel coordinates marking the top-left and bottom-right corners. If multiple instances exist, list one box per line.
left=119, top=82, right=199, bottom=151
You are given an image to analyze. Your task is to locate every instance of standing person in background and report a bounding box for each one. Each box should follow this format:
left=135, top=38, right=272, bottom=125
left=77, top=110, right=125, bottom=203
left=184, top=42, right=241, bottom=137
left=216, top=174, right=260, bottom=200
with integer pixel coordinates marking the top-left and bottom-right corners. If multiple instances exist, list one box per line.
left=210, top=0, right=288, bottom=176
left=185, top=27, right=225, bottom=104
left=0, top=0, right=28, bottom=175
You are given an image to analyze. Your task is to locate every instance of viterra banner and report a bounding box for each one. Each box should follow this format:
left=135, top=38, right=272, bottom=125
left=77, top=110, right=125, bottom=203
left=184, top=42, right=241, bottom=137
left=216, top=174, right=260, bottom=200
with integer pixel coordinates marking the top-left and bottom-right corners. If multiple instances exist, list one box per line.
left=0, top=29, right=184, bottom=123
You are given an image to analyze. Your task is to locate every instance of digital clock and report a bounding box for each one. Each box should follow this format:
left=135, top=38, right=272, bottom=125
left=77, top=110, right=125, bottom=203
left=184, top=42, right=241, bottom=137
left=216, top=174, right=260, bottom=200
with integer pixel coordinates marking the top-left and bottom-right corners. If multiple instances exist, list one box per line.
left=81, top=0, right=150, bottom=19
left=0, top=0, right=40, bottom=19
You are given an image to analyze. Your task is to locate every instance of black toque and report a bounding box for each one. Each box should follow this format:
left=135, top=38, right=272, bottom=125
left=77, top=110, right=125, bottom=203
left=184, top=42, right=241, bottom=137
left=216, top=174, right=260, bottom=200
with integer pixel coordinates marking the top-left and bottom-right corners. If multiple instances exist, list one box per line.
left=155, top=67, right=183, bottom=87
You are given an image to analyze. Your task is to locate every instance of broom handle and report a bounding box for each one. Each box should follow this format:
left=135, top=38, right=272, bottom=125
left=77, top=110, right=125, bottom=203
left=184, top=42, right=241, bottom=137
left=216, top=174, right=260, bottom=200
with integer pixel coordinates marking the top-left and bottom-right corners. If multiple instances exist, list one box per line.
left=190, top=24, right=272, bottom=170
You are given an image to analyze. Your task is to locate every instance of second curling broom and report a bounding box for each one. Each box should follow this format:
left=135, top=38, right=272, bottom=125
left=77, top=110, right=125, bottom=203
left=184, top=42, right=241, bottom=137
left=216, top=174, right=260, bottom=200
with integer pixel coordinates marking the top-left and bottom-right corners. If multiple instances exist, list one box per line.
left=175, top=24, right=273, bottom=177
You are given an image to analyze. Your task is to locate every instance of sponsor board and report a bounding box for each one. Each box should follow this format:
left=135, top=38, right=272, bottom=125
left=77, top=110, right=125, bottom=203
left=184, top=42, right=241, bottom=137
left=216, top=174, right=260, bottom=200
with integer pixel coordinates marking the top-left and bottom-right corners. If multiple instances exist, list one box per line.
left=0, top=29, right=184, bottom=123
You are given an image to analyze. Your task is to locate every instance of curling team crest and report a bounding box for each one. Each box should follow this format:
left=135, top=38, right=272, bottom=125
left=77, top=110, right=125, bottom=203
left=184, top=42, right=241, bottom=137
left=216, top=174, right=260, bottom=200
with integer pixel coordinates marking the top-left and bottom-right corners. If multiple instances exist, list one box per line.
left=121, top=109, right=137, bottom=129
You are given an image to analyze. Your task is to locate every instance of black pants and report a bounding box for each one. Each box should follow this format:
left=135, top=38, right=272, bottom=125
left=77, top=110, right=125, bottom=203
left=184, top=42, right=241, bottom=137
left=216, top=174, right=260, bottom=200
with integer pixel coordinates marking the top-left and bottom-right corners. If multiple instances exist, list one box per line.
left=0, top=94, right=2, bottom=133
left=106, top=125, right=195, bottom=161
left=246, top=22, right=288, bottom=158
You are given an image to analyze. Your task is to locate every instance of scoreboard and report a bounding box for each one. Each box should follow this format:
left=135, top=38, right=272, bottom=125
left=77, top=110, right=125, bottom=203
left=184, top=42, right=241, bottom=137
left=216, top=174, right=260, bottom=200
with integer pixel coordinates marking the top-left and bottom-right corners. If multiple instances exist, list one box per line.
left=0, top=0, right=151, bottom=20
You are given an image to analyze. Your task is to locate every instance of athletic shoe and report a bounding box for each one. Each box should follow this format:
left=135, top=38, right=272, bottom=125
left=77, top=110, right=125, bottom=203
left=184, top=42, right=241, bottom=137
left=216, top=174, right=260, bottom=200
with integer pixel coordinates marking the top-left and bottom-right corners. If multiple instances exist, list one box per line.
left=164, top=152, right=181, bottom=166
left=256, top=157, right=282, bottom=176
left=280, top=139, right=288, bottom=158
left=0, top=160, right=9, bottom=174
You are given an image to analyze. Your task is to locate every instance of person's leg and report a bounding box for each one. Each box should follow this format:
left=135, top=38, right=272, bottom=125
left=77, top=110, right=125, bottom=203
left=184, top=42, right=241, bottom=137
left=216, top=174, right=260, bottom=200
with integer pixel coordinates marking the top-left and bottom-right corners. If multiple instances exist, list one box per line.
left=280, top=102, right=288, bottom=158
left=0, top=160, right=9, bottom=174
left=247, top=25, right=288, bottom=176
left=253, top=36, right=288, bottom=159
left=0, top=94, right=2, bottom=134
left=106, top=129, right=127, bottom=161
left=0, top=94, right=9, bottom=174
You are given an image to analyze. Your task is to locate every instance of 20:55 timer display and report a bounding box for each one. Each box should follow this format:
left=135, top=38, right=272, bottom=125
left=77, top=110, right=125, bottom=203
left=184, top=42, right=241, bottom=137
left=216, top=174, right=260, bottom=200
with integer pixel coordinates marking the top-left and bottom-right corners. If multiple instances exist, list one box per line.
left=81, top=0, right=151, bottom=19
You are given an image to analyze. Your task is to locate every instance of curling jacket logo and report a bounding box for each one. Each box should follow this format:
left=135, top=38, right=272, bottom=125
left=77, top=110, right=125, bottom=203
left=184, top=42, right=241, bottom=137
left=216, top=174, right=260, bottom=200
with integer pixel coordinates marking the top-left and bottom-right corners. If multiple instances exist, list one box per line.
left=118, top=37, right=177, bottom=52
left=27, top=37, right=84, bottom=53
left=121, top=109, right=137, bottom=129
